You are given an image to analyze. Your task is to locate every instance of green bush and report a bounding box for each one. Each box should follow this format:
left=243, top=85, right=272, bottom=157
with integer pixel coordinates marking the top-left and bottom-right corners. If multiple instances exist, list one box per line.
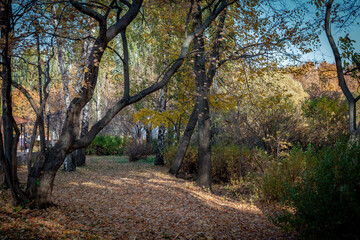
left=86, top=135, right=128, bottom=156
left=272, top=140, right=360, bottom=239
left=302, top=96, right=348, bottom=147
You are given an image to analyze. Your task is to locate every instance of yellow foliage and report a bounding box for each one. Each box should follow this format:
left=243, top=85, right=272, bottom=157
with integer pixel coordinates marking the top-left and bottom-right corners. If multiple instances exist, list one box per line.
left=133, top=107, right=180, bottom=129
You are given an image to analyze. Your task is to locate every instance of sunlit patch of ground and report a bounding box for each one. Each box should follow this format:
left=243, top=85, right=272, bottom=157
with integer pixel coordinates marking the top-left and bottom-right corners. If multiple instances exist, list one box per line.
left=0, top=156, right=294, bottom=239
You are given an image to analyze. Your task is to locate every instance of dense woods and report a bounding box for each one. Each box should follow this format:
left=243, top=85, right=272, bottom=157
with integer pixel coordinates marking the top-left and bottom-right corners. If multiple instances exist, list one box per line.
left=1, top=0, right=360, bottom=239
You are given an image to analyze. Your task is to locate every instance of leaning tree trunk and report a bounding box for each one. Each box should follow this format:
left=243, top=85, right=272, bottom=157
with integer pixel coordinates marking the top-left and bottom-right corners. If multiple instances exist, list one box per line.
left=71, top=31, right=93, bottom=167
left=53, top=5, right=75, bottom=172
left=325, top=0, right=360, bottom=143
left=169, top=8, right=226, bottom=179
left=169, top=103, right=198, bottom=175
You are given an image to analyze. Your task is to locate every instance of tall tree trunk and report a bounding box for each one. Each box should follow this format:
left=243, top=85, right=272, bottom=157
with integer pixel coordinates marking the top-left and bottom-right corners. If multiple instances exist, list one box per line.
left=155, top=87, right=167, bottom=166
left=193, top=3, right=212, bottom=190
left=35, top=28, right=46, bottom=152
left=0, top=0, right=26, bottom=204
left=27, top=117, right=38, bottom=174
left=54, top=18, right=75, bottom=172
left=169, top=7, right=226, bottom=178
left=169, top=103, right=198, bottom=175
left=71, top=31, right=93, bottom=167
left=325, top=0, right=359, bottom=138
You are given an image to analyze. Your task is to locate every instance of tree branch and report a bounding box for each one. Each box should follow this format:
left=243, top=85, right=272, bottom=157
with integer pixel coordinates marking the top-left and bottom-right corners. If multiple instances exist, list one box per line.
left=70, top=0, right=105, bottom=24
left=325, top=0, right=354, bottom=102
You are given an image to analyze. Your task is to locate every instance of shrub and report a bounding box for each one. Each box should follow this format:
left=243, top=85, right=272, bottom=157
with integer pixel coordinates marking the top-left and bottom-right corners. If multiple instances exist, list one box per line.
left=86, top=135, right=128, bottom=156
left=126, top=140, right=153, bottom=162
left=272, top=140, right=360, bottom=239
left=164, top=143, right=267, bottom=183
left=302, top=96, right=348, bottom=147
left=260, top=147, right=311, bottom=201
left=163, top=144, right=198, bottom=177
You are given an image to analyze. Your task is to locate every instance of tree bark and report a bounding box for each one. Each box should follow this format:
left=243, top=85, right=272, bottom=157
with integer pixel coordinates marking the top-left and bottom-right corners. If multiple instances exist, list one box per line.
left=72, top=30, right=94, bottom=167
left=325, top=0, right=359, bottom=135
left=0, top=0, right=26, bottom=204
left=193, top=2, right=212, bottom=190
left=169, top=103, right=198, bottom=175
left=26, top=147, right=66, bottom=209
left=52, top=5, right=75, bottom=172
left=74, top=103, right=90, bottom=167
left=169, top=8, right=226, bottom=179
left=155, top=87, right=167, bottom=166
left=35, top=27, right=46, bottom=152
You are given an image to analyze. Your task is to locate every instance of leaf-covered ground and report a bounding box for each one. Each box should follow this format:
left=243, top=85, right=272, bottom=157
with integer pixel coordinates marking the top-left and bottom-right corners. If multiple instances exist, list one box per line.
left=0, top=156, right=294, bottom=239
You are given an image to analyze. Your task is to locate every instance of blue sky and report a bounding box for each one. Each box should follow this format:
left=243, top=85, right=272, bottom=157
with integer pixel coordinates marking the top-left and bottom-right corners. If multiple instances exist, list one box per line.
left=281, top=0, right=360, bottom=64
left=302, top=25, right=360, bottom=64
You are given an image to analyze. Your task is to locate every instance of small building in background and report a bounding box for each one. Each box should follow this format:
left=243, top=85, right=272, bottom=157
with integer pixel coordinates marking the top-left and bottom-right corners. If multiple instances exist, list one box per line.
left=0, top=116, right=28, bottom=152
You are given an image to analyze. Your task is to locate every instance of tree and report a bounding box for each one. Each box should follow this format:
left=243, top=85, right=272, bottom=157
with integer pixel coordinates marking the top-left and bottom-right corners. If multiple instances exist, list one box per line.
left=0, top=0, right=232, bottom=209
left=169, top=0, right=311, bottom=185
left=324, top=0, right=360, bottom=137
left=1, top=0, right=36, bottom=205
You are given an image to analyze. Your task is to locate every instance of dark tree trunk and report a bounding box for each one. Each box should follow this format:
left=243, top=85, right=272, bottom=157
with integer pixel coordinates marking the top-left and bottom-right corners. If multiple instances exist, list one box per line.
left=193, top=3, right=212, bottom=190
left=238, top=141, right=243, bottom=179
left=169, top=7, right=226, bottom=180
left=35, top=29, right=46, bottom=152
left=53, top=5, right=74, bottom=172
left=145, top=126, right=152, bottom=144
left=26, top=147, right=66, bottom=209
left=325, top=0, right=360, bottom=137
left=73, top=103, right=90, bottom=167
left=169, top=103, right=198, bottom=175
left=0, top=0, right=26, bottom=204
left=73, top=148, right=86, bottom=167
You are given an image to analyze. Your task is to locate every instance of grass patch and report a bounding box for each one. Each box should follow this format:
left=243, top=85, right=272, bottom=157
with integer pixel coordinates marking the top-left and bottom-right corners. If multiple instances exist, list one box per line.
left=86, top=155, right=155, bottom=165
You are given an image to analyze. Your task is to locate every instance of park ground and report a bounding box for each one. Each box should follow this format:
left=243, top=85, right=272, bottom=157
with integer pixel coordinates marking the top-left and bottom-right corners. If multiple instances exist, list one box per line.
left=0, top=156, right=294, bottom=239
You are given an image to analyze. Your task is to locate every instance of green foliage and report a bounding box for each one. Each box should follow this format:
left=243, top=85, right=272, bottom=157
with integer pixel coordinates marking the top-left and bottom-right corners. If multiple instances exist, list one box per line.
left=260, top=147, right=312, bottom=201
left=86, top=135, right=128, bottom=156
left=272, top=140, right=360, bottom=239
left=302, top=96, right=348, bottom=147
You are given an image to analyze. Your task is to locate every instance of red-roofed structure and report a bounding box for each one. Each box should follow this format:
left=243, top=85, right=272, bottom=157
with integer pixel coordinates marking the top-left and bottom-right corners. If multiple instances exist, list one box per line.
left=0, top=116, right=28, bottom=152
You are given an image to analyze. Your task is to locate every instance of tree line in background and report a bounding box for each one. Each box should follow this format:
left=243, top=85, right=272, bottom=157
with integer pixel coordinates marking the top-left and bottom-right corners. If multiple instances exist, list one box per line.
left=1, top=0, right=360, bottom=238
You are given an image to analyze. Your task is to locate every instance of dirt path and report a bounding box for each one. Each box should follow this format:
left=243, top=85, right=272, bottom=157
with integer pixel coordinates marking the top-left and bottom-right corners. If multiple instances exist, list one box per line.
left=0, top=156, right=291, bottom=239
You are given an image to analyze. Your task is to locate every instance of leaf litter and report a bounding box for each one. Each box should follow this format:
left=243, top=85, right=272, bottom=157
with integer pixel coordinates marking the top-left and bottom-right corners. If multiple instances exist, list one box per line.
left=0, top=156, right=295, bottom=239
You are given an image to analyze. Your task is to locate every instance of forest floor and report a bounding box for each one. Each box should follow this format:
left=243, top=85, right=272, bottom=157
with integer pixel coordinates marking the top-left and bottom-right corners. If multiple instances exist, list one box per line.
left=0, top=156, right=295, bottom=239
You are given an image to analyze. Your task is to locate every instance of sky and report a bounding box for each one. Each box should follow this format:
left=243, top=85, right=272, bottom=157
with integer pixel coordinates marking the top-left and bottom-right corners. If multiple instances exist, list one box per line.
left=301, top=25, right=360, bottom=64
left=282, top=0, right=360, bottom=65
